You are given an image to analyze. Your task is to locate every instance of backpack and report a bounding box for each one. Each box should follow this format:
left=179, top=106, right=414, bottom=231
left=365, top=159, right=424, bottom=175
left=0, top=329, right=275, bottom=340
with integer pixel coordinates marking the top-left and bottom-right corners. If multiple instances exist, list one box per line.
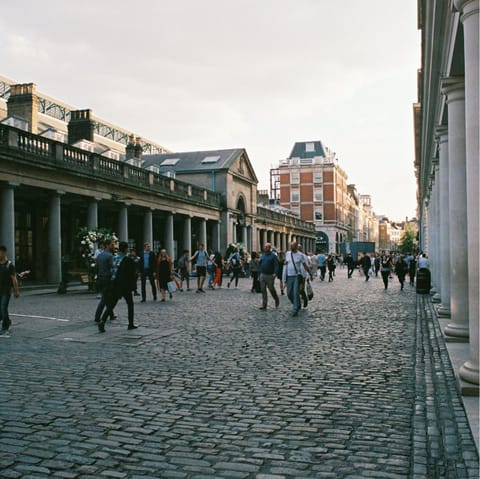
left=229, top=253, right=240, bottom=268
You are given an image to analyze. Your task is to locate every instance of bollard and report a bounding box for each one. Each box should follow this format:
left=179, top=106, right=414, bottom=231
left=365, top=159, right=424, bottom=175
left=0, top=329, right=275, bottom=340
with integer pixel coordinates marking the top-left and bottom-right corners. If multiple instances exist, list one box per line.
left=416, top=268, right=431, bottom=294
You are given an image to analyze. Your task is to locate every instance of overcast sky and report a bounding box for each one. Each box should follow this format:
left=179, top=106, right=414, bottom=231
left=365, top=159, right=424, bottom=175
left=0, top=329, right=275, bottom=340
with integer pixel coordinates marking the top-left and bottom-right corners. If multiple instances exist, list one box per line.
left=1, top=0, right=420, bottom=221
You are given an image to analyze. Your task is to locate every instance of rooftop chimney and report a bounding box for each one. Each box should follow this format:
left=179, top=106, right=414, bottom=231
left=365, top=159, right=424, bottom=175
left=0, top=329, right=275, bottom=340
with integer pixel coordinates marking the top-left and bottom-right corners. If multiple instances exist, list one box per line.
left=7, top=83, right=39, bottom=134
left=134, top=137, right=143, bottom=160
left=68, top=109, right=95, bottom=145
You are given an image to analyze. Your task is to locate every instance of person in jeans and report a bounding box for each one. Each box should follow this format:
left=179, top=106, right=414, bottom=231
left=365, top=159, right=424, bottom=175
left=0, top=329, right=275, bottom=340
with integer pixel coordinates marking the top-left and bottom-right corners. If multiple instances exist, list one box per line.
left=282, top=241, right=312, bottom=317
left=191, top=243, right=208, bottom=292
left=0, top=245, right=19, bottom=333
left=94, top=237, right=117, bottom=324
left=258, top=243, right=279, bottom=310
left=139, top=242, right=157, bottom=302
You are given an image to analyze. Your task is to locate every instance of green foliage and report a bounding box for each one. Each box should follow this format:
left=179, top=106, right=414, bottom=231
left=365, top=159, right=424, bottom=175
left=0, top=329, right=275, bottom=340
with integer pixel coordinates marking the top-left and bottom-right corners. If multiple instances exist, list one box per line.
left=399, top=229, right=416, bottom=254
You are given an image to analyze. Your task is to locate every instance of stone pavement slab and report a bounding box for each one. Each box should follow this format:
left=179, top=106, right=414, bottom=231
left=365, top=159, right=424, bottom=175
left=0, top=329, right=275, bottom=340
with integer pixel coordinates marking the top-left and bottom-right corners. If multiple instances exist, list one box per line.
left=0, top=270, right=478, bottom=478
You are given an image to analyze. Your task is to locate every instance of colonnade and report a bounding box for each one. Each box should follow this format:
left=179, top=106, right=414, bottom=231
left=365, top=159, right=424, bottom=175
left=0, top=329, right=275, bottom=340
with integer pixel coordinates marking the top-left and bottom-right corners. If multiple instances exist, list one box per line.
left=424, top=0, right=479, bottom=387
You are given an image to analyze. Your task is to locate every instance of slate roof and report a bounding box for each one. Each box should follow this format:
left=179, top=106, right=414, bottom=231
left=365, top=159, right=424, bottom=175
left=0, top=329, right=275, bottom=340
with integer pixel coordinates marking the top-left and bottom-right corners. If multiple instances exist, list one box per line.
left=288, top=141, right=326, bottom=159
left=142, top=148, right=247, bottom=174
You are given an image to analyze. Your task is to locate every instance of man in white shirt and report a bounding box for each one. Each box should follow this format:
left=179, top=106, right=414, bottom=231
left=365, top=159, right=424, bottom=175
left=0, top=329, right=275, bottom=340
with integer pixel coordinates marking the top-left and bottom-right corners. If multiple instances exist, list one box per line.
left=418, top=253, right=429, bottom=269
left=282, top=242, right=312, bottom=316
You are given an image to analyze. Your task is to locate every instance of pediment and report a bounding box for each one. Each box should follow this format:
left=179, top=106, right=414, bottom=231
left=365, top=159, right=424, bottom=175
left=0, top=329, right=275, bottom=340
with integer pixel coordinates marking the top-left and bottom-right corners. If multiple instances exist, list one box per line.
left=230, top=150, right=258, bottom=185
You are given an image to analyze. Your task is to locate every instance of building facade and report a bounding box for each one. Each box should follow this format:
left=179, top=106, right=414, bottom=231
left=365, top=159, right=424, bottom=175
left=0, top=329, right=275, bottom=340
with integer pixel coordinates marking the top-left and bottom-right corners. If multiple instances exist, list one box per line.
left=415, top=0, right=478, bottom=390
left=0, top=78, right=316, bottom=283
left=272, top=141, right=378, bottom=254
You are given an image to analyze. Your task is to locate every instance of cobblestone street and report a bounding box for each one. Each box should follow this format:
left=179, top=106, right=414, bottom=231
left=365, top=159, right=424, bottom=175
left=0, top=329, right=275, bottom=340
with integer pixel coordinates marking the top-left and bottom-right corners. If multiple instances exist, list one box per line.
left=0, top=270, right=478, bottom=478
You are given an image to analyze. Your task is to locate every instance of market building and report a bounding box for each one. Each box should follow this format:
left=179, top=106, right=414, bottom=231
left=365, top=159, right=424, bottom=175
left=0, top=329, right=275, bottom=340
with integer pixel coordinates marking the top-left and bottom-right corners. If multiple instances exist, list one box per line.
left=0, top=77, right=315, bottom=283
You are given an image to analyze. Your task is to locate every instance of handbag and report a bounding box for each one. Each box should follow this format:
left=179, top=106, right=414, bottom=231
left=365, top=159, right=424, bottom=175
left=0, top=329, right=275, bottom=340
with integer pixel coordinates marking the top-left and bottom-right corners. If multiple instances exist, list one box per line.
left=167, top=280, right=177, bottom=293
left=306, top=280, right=314, bottom=300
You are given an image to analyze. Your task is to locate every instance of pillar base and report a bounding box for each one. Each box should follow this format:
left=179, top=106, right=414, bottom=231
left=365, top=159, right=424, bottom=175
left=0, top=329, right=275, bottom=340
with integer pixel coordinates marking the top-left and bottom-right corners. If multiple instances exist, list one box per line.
left=444, top=322, right=470, bottom=342
left=431, top=293, right=441, bottom=303
left=437, top=305, right=451, bottom=317
left=458, top=360, right=480, bottom=395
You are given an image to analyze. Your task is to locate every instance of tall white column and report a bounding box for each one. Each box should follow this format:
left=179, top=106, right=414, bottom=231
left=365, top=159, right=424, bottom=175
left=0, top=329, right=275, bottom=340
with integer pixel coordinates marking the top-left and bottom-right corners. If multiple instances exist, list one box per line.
left=199, top=218, right=207, bottom=250
left=143, top=209, right=153, bottom=247
left=442, top=80, right=469, bottom=339
left=48, top=193, right=62, bottom=283
left=183, top=216, right=192, bottom=253
left=432, top=163, right=442, bottom=302
left=0, top=184, right=15, bottom=257
left=118, top=205, right=128, bottom=242
left=87, top=200, right=98, bottom=231
left=455, top=0, right=479, bottom=386
left=212, top=221, right=220, bottom=252
left=241, top=226, right=248, bottom=250
left=436, top=128, right=451, bottom=317
left=165, top=213, right=174, bottom=257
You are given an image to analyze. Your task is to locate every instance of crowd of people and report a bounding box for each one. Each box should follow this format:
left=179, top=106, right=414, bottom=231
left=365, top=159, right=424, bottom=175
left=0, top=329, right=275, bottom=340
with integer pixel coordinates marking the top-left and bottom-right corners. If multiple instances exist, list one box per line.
left=91, top=238, right=431, bottom=332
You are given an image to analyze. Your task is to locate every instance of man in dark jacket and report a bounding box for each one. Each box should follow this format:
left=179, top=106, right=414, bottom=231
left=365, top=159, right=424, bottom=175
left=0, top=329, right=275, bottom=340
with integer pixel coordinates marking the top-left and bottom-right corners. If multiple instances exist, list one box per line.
left=139, top=242, right=157, bottom=302
left=360, top=252, right=372, bottom=281
left=98, top=241, right=138, bottom=332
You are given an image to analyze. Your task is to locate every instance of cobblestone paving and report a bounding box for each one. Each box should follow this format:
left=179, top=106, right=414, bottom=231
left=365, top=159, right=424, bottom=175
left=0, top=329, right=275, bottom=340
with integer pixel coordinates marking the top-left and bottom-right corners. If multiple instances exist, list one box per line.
left=0, top=270, right=477, bottom=478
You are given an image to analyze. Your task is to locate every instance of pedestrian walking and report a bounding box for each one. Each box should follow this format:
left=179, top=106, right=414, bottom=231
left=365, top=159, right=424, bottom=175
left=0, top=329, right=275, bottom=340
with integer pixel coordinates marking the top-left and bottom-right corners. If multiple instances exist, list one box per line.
left=191, top=244, right=208, bottom=293
left=317, top=252, right=327, bottom=281
left=128, top=248, right=140, bottom=296
left=0, top=245, right=19, bottom=333
left=250, top=251, right=261, bottom=293
left=374, top=254, right=380, bottom=277
left=277, top=251, right=285, bottom=295
left=156, top=249, right=174, bottom=301
left=380, top=254, right=393, bottom=289
left=395, top=255, right=408, bottom=290
left=94, top=237, right=117, bottom=324
left=227, top=247, right=242, bottom=289
left=309, top=252, right=318, bottom=278
left=177, top=249, right=191, bottom=291
left=360, top=252, right=372, bottom=281
left=258, top=243, right=279, bottom=310
left=139, top=242, right=157, bottom=302
left=282, top=241, right=313, bottom=317
left=212, top=251, right=224, bottom=288
left=345, top=253, right=355, bottom=278
left=327, top=254, right=336, bottom=282
left=408, top=255, right=417, bottom=286
left=98, top=241, right=138, bottom=332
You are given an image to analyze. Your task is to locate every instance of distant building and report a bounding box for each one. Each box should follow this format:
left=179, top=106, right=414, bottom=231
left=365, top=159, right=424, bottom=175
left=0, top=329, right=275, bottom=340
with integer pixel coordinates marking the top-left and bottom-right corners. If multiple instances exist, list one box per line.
left=271, top=140, right=377, bottom=253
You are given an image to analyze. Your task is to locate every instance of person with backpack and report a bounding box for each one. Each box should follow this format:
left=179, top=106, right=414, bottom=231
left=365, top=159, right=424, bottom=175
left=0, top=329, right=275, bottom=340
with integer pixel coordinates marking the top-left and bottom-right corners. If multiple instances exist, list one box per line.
left=0, top=245, right=19, bottom=333
left=227, top=247, right=242, bottom=288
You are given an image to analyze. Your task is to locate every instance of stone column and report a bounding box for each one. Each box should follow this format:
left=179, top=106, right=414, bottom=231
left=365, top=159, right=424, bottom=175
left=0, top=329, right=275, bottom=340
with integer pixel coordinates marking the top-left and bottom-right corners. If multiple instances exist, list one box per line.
left=87, top=199, right=98, bottom=231
left=212, top=221, right=220, bottom=252
left=183, top=216, right=192, bottom=253
left=0, top=184, right=16, bottom=257
left=165, top=213, right=174, bottom=257
left=48, top=193, right=62, bottom=283
left=118, top=205, right=128, bottom=242
left=442, top=79, right=469, bottom=339
left=432, top=163, right=442, bottom=302
left=261, top=229, right=267, bottom=248
left=455, top=0, right=479, bottom=386
left=436, top=128, right=451, bottom=317
left=198, top=218, right=207, bottom=250
left=143, top=209, right=153, bottom=247
left=241, top=226, right=248, bottom=250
